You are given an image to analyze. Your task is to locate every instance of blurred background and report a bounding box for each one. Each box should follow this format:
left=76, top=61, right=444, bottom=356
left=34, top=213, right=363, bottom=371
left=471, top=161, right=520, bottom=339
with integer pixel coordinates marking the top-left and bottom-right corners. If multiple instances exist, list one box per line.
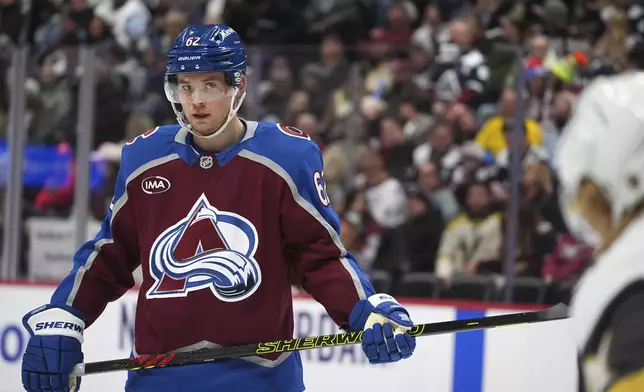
left=1, top=0, right=641, bottom=306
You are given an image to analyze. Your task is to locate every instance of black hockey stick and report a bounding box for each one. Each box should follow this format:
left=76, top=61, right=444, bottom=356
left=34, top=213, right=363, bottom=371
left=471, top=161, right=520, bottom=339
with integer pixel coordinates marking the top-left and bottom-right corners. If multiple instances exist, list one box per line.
left=70, top=303, right=568, bottom=376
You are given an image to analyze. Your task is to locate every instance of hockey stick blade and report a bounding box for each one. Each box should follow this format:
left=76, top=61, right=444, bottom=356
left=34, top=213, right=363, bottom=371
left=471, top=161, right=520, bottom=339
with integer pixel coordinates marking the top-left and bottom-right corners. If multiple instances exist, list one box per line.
left=70, top=303, right=568, bottom=376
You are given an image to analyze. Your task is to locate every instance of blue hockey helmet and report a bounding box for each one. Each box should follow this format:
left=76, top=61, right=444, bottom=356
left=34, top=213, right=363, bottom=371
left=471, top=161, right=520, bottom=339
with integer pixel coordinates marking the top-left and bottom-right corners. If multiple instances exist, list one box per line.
left=164, top=24, right=247, bottom=138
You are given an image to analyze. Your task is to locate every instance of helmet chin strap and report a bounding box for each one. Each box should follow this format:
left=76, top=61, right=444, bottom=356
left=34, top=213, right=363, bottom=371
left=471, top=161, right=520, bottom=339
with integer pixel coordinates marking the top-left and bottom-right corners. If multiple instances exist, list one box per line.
left=187, top=87, right=247, bottom=140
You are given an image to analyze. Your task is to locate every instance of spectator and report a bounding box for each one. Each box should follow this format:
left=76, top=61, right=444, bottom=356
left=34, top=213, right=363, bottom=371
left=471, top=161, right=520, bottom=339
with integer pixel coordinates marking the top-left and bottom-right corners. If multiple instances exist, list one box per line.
left=542, top=233, right=593, bottom=284
left=493, top=121, right=550, bottom=206
left=64, top=0, right=95, bottom=43
left=594, top=9, right=630, bottom=71
left=499, top=204, right=557, bottom=278
left=357, top=146, right=407, bottom=230
left=452, top=106, right=479, bottom=143
left=88, top=15, right=116, bottom=47
left=411, top=3, right=448, bottom=53
left=524, top=57, right=560, bottom=123
left=541, top=91, right=576, bottom=167
left=432, top=18, right=492, bottom=109
left=528, top=34, right=557, bottom=67
left=258, top=56, right=294, bottom=120
left=476, top=88, right=543, bottom=158
left=303, top=32, right=351, bottom=120
left=92, top=46, right=130, bottom=148
left=385, top=58, right=425, bottom=111
left=318, top=32, right=351, bottom=99
left=342, top=190, right=381, bottom=272
left=521, top=162, right=568, bottom=234
left=94, top=0, right=152, bottom=53
left=149, top=8, right=189, bottom=55
left=399, top=96, right=433, bottom=143
left=370, top=1, right=415, bottom=49
left=285, top=91, right=312, bottom=126
left=203, top=0, right=227, bottom=24
left=416, top=161, right=460, bottom=223
left=322, top=142, right=350, bottom=212
left=400, top=189, right=444, bottom=273
left=357, top=95, right=386, bottom=142
left=412, top=119, right=461, bottom=182
left=379, top=115, right=416, bottom=181
left=27, top=51, right=74, bottom=144
left=495, top=118, right=549, bottom=172
left=497, top=13, right=523, bottom=45
left=363, top=56, right=395, bottom=103
left=450, top=141, right=498, bottom=189
left=408, top=43, right=434, bottom=93
left=435, top=182, right=502, bottom=283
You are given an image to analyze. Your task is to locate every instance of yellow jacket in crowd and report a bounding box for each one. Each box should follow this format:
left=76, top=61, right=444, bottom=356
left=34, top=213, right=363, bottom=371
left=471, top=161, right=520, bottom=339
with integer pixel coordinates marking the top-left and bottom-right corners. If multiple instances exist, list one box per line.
left=475, top=115, right=543, bottom=157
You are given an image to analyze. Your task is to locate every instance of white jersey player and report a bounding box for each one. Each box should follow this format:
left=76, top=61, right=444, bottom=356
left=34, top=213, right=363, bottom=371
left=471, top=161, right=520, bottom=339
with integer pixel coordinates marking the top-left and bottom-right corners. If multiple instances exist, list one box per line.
left=557, top=71, right=644, bottom=392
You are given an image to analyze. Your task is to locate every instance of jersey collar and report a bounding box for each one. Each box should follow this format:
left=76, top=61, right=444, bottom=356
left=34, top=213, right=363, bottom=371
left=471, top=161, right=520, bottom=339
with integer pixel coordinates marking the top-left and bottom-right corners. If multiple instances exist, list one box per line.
left=173, top=119, right=259, bottom=166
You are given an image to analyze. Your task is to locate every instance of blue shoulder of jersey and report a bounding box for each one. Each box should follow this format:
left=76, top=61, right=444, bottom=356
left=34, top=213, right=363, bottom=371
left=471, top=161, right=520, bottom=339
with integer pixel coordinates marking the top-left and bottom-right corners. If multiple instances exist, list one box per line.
left=120, top=125, right=186, bottom=175
left=243, top=122, right=322, bottom=170
left=240, top=121, right=339, bottom=227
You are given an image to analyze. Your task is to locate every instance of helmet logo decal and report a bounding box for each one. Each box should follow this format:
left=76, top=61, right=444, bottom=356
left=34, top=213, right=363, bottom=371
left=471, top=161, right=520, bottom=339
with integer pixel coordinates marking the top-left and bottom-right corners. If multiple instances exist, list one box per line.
left=178, top=56, right=201, bottom=61
left=213, top=27, right=235, bottom=44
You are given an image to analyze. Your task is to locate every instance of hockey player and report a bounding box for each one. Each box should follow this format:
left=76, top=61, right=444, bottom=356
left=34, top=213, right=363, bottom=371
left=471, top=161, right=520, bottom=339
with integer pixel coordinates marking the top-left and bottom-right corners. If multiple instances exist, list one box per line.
left=556, top=71, right=644, bottom=391
left=20, top=25, right=416, bottom=392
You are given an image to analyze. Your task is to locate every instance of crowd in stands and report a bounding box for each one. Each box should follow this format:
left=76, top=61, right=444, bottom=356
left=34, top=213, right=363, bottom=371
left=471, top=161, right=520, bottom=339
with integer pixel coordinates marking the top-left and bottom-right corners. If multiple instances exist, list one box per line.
left=2, top=0, right=643, bottom=303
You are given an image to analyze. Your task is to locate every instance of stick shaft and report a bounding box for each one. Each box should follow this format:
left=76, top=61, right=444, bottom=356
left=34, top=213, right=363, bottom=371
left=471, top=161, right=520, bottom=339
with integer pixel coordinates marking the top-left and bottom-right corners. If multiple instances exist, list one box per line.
left=71, top=303, right=568, bottom=377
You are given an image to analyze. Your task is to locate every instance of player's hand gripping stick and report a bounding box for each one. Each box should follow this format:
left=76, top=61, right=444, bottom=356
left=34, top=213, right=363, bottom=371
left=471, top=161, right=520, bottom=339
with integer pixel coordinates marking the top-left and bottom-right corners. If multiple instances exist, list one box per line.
left=349, top=294, right=416, bottom=364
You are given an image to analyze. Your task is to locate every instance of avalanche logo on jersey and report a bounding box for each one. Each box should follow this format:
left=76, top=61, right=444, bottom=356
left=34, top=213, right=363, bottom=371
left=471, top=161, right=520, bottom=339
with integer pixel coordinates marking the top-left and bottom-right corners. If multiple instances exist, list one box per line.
left=146, top=193, right=261, bottom=301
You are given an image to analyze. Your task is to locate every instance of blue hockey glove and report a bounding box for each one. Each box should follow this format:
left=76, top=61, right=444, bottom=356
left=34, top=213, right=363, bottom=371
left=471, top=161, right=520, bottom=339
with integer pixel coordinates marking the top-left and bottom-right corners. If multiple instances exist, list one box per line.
left=349, top=293, right=416, bottom=364
left=21, top=304, right=85, bottom=392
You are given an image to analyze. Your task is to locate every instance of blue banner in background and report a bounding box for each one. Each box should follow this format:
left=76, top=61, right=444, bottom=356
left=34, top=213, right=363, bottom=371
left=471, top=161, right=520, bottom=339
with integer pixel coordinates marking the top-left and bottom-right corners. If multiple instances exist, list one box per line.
left=0, top=140, right=107, bottom=190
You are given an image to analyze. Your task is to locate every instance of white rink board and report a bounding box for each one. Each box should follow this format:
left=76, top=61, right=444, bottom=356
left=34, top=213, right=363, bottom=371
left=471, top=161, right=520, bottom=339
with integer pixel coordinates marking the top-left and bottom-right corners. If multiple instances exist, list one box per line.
left=0, top=284, right=576, bottom=392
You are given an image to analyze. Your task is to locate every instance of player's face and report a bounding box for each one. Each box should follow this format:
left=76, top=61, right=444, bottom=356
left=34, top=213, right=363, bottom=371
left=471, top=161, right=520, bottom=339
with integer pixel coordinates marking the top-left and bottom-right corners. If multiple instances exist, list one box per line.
left=176, top=72, right=236, bottom=136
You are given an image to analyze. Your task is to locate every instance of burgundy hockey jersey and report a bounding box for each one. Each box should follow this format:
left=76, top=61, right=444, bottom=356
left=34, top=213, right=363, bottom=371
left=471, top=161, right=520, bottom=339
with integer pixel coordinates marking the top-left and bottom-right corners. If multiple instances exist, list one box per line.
left=50, top=120, right=375, bottom=392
